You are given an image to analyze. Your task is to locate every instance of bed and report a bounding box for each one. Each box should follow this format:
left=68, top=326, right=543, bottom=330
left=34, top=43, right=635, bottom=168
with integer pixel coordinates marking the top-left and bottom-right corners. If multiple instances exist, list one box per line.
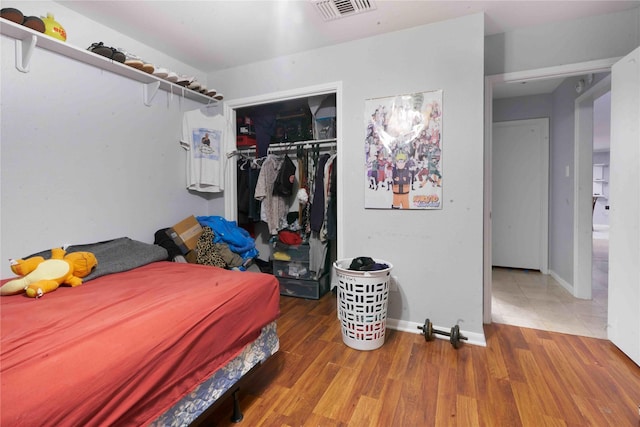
left=0, top=238, right=281, bottom=426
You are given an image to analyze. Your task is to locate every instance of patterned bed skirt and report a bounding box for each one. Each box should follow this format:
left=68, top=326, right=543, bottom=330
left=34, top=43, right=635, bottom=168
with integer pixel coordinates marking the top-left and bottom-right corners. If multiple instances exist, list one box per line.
left=150, top=322, right=280, bottom=426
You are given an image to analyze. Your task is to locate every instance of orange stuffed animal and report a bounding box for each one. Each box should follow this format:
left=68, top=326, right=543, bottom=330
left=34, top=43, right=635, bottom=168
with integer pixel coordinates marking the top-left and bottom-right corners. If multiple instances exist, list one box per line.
left=1, top=248, right=97, bottom=298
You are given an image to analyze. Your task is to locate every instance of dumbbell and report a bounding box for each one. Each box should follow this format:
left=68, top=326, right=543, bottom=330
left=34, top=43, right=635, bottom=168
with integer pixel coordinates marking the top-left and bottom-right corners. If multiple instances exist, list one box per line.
left=417, top=318, right=468, bottom=349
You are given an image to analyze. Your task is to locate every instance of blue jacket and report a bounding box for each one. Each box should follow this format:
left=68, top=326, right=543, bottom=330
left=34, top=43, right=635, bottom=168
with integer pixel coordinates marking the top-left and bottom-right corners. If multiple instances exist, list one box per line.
left=196, top=216, right=259, bottom=262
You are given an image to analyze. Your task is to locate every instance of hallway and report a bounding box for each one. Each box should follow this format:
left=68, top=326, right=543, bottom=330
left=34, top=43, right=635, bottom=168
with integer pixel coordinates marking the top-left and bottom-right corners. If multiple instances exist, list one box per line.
left=491, top=233, right=608, bottom=339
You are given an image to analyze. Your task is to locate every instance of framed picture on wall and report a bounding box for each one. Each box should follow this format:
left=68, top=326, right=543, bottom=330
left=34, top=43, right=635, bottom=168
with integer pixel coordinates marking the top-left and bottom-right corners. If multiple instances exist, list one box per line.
left=364, top=90, right=443, bottom=210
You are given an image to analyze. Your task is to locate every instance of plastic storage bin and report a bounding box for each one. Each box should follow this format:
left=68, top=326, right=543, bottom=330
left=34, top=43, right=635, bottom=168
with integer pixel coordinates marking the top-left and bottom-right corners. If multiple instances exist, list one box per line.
left=278, top=274, right=330, bottom=299
left=333, top=258, right=393, bottom=351
left=272, top=260, right=313, bottom=279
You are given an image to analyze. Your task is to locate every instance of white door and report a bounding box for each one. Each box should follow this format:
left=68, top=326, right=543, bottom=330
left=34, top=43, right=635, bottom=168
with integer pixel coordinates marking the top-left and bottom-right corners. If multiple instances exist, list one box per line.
left=492, top=119, right=549, bottom=271
left=608, top=47, right=640, bottom=365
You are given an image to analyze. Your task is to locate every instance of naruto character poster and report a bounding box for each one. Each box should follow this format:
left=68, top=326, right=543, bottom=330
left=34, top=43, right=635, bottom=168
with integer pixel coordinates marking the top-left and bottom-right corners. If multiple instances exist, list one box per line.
left=364, top=90, right=443, bottom=210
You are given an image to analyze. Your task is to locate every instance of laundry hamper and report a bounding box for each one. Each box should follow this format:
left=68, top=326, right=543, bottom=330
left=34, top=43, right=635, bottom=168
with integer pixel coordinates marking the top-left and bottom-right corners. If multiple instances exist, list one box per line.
left=333, top=258, right=393, bottom=351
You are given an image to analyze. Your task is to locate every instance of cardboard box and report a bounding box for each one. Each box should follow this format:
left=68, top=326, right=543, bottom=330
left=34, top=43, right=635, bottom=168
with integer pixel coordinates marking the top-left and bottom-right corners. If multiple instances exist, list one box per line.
left=184, top=250, right=198, bottom=264
left=166, top=216, right=203, bottom=255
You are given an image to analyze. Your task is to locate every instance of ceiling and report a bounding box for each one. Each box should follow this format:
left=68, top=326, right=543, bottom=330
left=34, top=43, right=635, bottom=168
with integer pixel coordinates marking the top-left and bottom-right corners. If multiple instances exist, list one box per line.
left=56, top=0, right=639, bottom=74
left=55, top=0, right=624, bottom=146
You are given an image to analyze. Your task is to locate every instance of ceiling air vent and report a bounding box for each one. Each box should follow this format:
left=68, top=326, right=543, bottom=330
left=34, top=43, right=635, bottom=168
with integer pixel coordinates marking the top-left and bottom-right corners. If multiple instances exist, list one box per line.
left=312, top=0, right=376, bottom=21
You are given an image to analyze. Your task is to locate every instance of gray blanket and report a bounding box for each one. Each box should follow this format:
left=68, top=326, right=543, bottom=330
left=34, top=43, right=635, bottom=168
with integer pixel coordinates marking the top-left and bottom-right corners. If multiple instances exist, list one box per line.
left=27, top=237, right=168, bottom=282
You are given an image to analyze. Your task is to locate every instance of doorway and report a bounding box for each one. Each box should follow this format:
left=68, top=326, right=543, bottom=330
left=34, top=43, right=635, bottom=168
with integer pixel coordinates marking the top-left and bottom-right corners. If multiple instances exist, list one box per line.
left=574, top=75, right=612, bottom=300
left=483, top=58, right=619, bottom=331
left=591, top=90, right=611, bottom=329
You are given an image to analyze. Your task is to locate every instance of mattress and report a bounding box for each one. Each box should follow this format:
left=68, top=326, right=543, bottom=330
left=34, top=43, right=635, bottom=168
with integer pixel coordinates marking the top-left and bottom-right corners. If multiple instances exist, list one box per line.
left=151, top=321, right=279, bottom=426
left=0, top=261, right=280, bottom=426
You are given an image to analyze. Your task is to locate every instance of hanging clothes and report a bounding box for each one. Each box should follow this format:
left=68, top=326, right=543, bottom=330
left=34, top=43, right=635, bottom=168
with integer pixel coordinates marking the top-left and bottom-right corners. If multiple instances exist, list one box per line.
left=324, top=156, right=338, bottom=241
left=309, top=233, right=329, bottom=279
left=179, top=109, right=225, bottom=193
left=309, top=153, right=331, bottom=233
left=308, top=152, right=332, bottom=277
left=297, top=145, right=308, bottom=233
left=237, top=158, right=262, bottom=224
left=237, top=158, right=251, bottom=223
left=247, top=162, right=262, bottom=221
left=320, top=153, right=337, bottom=240
left=254, top=154, right=289, bottom=235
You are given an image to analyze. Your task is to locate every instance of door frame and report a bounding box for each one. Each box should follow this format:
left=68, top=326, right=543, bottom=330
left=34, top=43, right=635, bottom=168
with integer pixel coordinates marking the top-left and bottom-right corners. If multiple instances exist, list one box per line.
left=573, top=75, right=612, bottom=300
left=483, top=58, right=620, bottom=323
left=221, top=81, right=344, bottom=259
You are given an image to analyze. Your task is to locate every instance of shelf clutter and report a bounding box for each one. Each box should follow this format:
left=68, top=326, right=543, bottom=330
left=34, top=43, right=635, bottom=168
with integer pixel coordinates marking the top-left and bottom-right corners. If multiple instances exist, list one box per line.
left=0, top=15, right=217, bottom=105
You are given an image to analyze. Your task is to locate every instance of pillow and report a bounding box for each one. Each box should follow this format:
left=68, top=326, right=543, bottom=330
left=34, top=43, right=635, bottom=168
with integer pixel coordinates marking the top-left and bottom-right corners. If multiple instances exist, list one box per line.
left=25, top=237, right=168, bottom=282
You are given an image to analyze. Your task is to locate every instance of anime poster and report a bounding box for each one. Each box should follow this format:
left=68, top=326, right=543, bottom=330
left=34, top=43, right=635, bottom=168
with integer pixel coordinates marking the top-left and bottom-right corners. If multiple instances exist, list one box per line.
left=364, top=90, right=443, bottom=210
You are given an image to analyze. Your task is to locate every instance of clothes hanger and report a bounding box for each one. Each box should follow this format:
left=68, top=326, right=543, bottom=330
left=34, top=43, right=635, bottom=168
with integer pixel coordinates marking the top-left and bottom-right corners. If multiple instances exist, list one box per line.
left=239, top=156, right=251, bottom=170
left=285, top=141, right=295, bottom=156
left=253, top=156, right=267, bottom=168
left=199, top=98, right=218, bottom=115
left=312, top=143, right=320, bottom=169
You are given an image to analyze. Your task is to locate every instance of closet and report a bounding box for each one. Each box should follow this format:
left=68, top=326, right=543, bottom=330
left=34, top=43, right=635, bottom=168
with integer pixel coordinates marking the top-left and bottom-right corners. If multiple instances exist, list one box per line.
left=234, top=94, right=337, bottom=299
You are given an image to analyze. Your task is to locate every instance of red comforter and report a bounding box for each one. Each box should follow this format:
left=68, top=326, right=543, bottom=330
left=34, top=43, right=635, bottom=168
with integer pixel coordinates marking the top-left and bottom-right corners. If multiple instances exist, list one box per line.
left=0, top=261, right=280, bottom=426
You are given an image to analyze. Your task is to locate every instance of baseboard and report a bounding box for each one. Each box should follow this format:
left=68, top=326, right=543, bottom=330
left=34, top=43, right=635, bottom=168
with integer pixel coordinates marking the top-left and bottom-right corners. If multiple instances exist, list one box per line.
left=549, top=270, right=573, bottom=295
left=386, top=318, right=487, bottom=347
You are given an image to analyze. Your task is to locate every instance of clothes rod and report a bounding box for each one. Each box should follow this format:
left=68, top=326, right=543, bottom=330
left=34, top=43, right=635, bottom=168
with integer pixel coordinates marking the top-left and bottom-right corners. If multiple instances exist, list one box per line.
left=230, top=138, right=336, bottom=156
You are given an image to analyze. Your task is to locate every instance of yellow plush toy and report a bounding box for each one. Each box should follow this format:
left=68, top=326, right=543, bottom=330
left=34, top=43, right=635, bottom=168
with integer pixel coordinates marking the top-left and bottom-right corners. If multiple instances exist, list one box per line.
left=1, top=248, right=98, bottom=298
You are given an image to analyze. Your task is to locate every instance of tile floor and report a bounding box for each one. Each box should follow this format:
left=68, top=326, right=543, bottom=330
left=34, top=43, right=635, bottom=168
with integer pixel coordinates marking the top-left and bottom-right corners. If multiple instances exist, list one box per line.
left=491, top=233, right=609, bottom=339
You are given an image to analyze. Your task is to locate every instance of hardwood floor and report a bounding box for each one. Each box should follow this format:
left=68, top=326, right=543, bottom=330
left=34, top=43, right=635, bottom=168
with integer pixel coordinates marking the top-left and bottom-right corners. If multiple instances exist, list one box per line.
left=206, top=291, right=640, bottom=426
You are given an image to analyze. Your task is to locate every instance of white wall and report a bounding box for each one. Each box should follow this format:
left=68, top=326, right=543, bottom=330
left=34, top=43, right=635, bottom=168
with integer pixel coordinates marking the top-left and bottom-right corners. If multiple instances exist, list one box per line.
left=493, top=94, right=553, bottom=123
left=0, top=2, right=224, bottom=278
left=485, top=9, right=640, bottom=75
left=211, top=14, right=486, bottom=335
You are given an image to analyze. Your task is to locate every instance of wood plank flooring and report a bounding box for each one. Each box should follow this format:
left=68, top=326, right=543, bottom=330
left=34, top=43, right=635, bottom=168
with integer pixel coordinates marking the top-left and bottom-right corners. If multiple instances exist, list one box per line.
left=205, top=291, right=640, bottom=426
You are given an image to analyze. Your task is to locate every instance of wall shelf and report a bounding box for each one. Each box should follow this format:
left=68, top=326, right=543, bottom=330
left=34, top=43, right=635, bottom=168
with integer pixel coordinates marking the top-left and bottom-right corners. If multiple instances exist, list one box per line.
left=0, top=19, right=216, bottom=105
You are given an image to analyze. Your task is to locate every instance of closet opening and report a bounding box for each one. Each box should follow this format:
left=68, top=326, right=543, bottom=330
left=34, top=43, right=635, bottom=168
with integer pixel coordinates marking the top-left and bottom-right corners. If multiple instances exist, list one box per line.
left=224, top=85, right=341, bottom=299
